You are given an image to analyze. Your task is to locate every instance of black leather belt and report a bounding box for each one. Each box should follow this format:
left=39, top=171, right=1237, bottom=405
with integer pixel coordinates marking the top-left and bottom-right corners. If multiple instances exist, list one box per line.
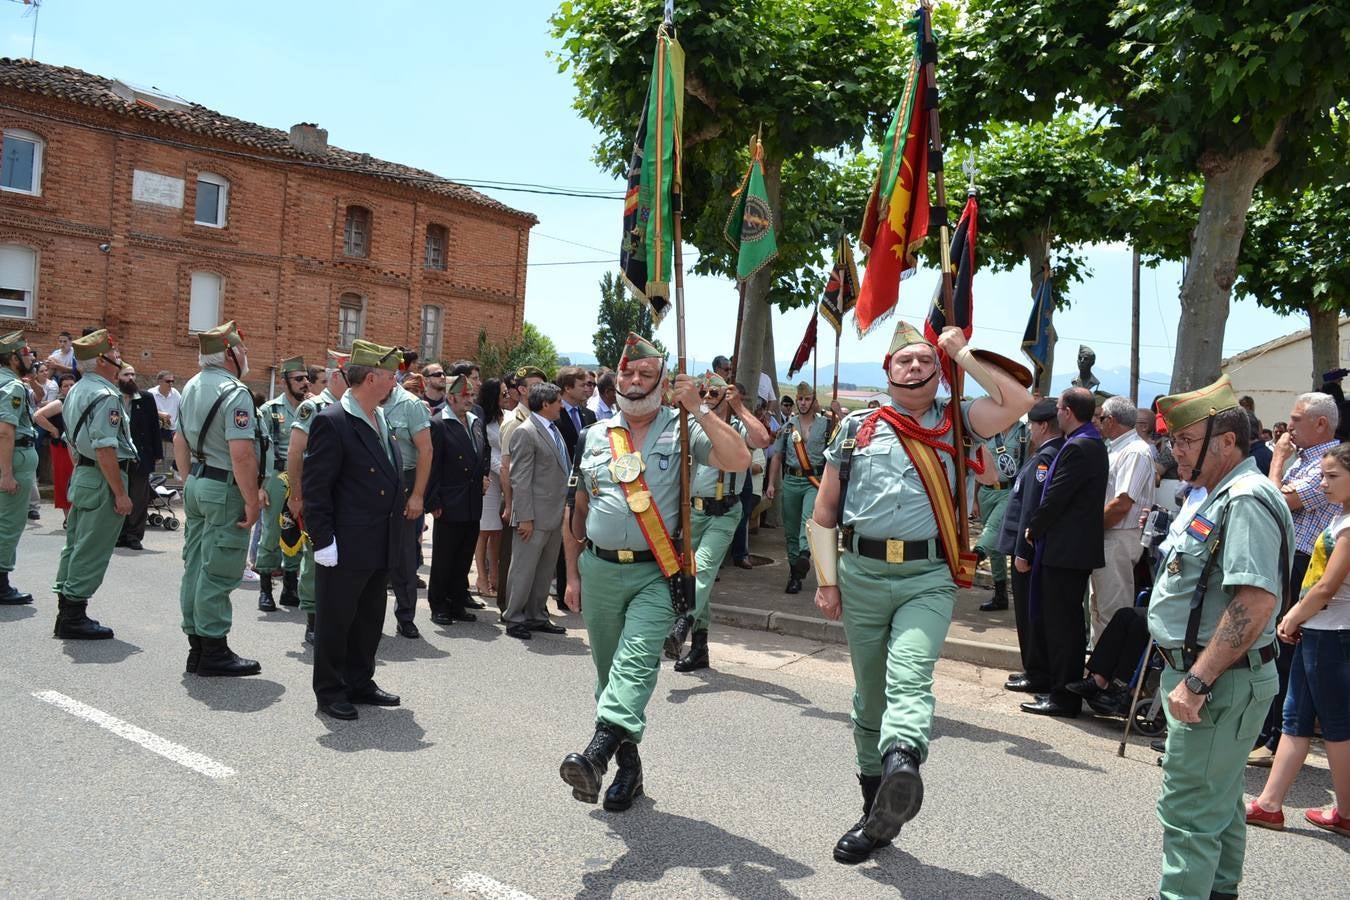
left=14, top=436, right=33, bottom=447
left=189, top=462, right=231, bottom=482
left=847, top=535, right=940, bottom=564
left=587, top=541, right=655, bottom=564
left=692, top=496, right=737, bottom=516
left=1158, top=642, right=1277, bottom=672
left=786, top=467, right=810, bottom=477
left=77, top=455, right=131, bottom=472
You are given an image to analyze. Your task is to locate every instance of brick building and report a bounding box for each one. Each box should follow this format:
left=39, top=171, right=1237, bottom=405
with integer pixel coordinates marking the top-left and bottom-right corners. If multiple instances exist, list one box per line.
left=0, top=57, right=535, bottom=387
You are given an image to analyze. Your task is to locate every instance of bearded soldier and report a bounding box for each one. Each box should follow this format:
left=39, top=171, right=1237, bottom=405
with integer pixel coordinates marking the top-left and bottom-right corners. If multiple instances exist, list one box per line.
left=559, top=334, right=750, bottom=811
left=0, top=331, right=38, bottom=605
left=809, top=321, right=1032, bottom=864
left=765, top=381, right=832, bottom=594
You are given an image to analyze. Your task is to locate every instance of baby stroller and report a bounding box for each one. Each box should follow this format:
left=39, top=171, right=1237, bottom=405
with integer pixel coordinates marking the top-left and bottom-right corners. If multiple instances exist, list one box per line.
left=147, top=474, right=181, bottom=530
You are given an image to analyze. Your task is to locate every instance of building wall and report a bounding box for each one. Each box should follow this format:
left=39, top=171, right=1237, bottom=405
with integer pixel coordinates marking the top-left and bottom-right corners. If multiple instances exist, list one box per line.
left=1221, top=320, right=1350, bottom=426
left=0, top=93, right=531, bottom=391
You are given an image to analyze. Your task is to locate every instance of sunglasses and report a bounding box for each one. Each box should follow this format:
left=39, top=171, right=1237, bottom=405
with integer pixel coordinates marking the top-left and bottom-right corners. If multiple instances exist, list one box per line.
left=288, top=374, right=311, bottom=383
left=424, top=371, right=445, bottom=378
left=161, top=379, right=174, bottom=384
left=697, top=388, right=723, bottom=398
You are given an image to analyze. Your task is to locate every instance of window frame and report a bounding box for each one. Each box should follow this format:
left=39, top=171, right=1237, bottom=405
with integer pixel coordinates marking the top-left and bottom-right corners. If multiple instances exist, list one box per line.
left=193, top=172, right=229, bottom=228
left=0, top=243, right=38, bottom=320
left=419, top=304, right=443, bottom=360
left=188, top=270, right=223, bottom=334
left=343, top=206, right=372, bottom=258
left=336, top=292, right=366, bottom=349
left=0, top=128, right=43, bottom=197
left=424, top=224, right=448, bottom=271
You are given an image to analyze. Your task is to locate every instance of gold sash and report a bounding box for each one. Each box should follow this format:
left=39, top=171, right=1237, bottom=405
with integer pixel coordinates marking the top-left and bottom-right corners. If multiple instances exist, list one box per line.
left=608, top=427, right=682, bottom=577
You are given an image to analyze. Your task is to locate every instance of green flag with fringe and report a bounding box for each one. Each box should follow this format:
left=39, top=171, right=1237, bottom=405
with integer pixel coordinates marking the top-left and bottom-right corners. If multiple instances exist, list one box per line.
left=723, top=137, right=778, bottom=282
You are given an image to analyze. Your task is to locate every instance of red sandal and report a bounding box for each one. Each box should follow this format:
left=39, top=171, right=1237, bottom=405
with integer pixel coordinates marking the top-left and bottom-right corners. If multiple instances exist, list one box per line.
left=1304, top=807, right=1350, bottom=837
left=1245, top=799, right=1285, bottom=830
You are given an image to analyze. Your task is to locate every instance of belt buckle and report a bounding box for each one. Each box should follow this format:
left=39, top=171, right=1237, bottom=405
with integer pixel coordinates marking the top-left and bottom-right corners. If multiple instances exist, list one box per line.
left=618, top=549, right=634, bottom=563
left=885, top=539, right=905, bottom=564
left=693, top=498, right=704, bottom=511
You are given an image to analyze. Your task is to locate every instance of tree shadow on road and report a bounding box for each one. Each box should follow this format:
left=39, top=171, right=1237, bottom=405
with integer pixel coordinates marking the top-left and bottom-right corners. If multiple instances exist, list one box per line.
left=315, top=706, right=433, bottom=753
left=180, top=674, right=285, bottom=713
left=577, top=798, right=813, bottom=899
left=526, top=635, right=591, bottom=657
left=0, top=604, right=36, bottom=622
left=862, top=848, right=1054, bottom=899
left=665, top=669, right=851, bottom=726
left=376, top=635, right=451, bottom=663
left=932, top=715, right=1104, bottom=773
left=62, top=637, right=142, bottom=664
left=430, top=620, right=501, bottom=643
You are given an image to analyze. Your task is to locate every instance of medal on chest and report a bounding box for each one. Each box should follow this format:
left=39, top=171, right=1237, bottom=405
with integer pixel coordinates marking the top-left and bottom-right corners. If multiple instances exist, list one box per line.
left=609, top=451, right=644, bottom=484
left=1166, top=556, right=1182, bottom=576
left=626, top=489, right=652, bottom=513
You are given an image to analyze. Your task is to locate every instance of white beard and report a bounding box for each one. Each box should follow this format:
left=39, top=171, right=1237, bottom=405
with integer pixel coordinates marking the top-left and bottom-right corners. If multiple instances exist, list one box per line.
left=617, top=390, right=663, bottom=417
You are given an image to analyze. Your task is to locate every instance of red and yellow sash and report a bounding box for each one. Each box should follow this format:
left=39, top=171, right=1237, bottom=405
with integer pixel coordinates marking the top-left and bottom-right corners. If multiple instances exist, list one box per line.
left=609, top=427, right=682, bottom=577
left=790, top=425, right=821, bottom=488
left=894, top=432, right=978, bottom=587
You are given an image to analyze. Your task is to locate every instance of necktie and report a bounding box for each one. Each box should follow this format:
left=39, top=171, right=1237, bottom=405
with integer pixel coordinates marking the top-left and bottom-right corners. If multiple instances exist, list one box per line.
left=571, top=406, right=582, bottom=434
left=550, top=423, right=567, bottom=467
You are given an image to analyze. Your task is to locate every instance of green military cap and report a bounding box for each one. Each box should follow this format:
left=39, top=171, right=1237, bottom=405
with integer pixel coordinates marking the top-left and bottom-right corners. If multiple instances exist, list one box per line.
left=515, top=364, right=547, bottom=380
left=447, top=374, right=472, bottom=396
left=326, top=349, right=350, bottom=369
left=618, top=332, right=662, bottom=371
left=279, top=356, right=306, bottom=375
left=0, top=330, right=26, bottom=353
left=349, top=339, right=402, bottom=371
left=73, top=329, right=114, bottom=361
left=795, top=380, right=815, bottom=397
left=1156, top=374, right=1239, bottom=434
left=699, top=372, right=728, bottom=391
left=886, top=320, right=934, bottom=360
left=198, top=321, right=244, bottom=354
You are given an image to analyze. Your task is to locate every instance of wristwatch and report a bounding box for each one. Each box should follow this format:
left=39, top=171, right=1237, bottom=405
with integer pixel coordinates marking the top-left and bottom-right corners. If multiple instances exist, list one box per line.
left=1183, top=672, right=1212, bottom=696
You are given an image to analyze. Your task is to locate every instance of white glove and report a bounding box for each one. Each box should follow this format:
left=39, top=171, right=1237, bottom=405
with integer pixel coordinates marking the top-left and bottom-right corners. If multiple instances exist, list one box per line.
left=314, top=540, right=339, bottom=567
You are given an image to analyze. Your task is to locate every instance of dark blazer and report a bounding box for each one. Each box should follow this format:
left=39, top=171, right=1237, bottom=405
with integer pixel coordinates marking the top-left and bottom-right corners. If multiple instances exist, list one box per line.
left=997, top=436, right=1065, bottom=561
left=554, top=401, right=596, bottom=457
left=302, top=401, right=404, bottom=571
left=1026, top=430, right=1109, bottom=570
left=428, top=412, right=488, bottom=523
left=127, top=390, right=163, bottom=475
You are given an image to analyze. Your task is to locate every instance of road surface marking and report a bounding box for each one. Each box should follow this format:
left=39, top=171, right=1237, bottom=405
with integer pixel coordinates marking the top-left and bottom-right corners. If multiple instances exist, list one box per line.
left=32, top=690, right=236, bottom=779
left=454, top=872, right=538, bottom=900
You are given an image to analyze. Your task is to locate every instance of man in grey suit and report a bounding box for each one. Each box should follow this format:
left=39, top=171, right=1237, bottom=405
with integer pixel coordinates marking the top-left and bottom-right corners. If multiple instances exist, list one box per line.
left=503, top=383, right=570, bottom=640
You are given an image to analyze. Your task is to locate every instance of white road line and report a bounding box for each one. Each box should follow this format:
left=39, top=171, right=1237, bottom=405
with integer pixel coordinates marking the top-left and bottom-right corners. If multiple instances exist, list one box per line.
left=31, top=690, right=236, bottom=780
left=454, top=872, right=539, bottom=900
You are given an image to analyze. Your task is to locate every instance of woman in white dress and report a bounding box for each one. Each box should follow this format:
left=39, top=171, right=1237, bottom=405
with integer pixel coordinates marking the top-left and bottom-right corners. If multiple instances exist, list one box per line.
left=474, top=378, right=506, bottom=597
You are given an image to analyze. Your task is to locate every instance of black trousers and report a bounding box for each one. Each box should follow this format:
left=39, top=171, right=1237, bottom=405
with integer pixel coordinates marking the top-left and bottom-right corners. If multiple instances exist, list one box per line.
left=1087, top=606, right=1151, bottom=684
left=313, top=565, right=388, bottom=706
left=1011, top=567, right=1049, bottom=682
left=495, top=513, right=513, bottom=614
left=429, top=518, right=479, bottom=616
left=120, top=471, right=151, bottom=542
left=387, top=470, right=422, bottom=625
left=1031, top=564, right=1092, bottom=710
left=1257, top=550, right=1311, bottom=750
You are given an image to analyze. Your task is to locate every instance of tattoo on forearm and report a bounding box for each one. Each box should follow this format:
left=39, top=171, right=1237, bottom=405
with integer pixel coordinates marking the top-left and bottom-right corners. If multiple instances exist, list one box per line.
left=1217, top=599, right=1252, bottom=649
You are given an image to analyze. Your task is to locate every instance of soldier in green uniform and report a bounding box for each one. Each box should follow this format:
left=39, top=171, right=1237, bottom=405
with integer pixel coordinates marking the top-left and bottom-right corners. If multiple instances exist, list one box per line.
left=254, top=356, right=307, bottom=611
left=0, top=331, right=39, bottom=605
left=52, top=330, right=136, bottom=640
left=173, top=321, right=264, bottom=677
left=973, top=420, right=1030, bottom=611
left=1146, top=375, right=1290, bottom=900
left=383, top=356, right=433, bottom=638
left=808, top=321, right=1032, bottom=864
left=663, top=372, right=770, bottom=671
left=766, top=382, right=832, bottom=594
left=286, top=350, right=349, bottom=645
left=559, top=334, right=750, bottom=812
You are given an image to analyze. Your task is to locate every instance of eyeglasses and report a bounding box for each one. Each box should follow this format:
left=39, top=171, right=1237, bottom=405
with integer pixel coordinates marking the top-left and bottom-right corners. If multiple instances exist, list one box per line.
left=161, top=379, right=174, bottom=384
left=697, top=388, right=723, bottom=399
left=1171, top=430, right=1231, bottom=450
left=424, top=371, right=445, bottom=378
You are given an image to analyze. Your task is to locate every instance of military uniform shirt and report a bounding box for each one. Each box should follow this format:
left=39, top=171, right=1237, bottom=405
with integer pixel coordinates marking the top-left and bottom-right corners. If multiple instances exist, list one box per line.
left=1147, top=457, right=1290, bottom=649
left=384, top=384, right=431, bottom=471
left=581, top=405, right=714, bottom=550
left=772, top=413, right=830, bottom=471
left=340, top=392, right=394, bottom=467
left=0, top=368, right=35, bottom=440
left=691, top=416, right=747, bottom=497
left=824, top=397, right=977, bottom=541
left=178, top=367, right=256, bottom=469
left=983, top=421, right=1030, bottom=486
left=293, top=389, right=336, bottom=437
left=63, top=372, right=136, bottom=462
left=499, top=404, right=530, bottom=458
left=258, top=393, right=301, bottom=462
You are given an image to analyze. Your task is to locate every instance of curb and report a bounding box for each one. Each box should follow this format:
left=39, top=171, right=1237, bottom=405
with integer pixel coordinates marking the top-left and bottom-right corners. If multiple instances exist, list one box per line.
left=711, top=602, right=1020, bottom=671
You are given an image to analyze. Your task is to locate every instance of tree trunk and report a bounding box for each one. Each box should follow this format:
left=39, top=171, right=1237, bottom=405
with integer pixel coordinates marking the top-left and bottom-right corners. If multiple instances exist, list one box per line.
left=1308, top=304, right=1341, bottom=392
left=761, top=312, right=778, bottom=394
left=1170, top=127, right=1285, bottom=392
left=734, top=158, right=782, bottom=408
left=1021, top=233, right=1056, bottom=397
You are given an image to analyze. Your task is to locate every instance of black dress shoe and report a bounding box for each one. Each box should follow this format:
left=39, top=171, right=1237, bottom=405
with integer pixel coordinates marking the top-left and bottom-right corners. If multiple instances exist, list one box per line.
left=978, top=596, right=1008, bottom=611
left=318, top=700, right=358, bottom=720
left=1004, top=674, right=1051, bottom=693
left=505, top=624, right=533, bottom=640
left=429, top=612, right=454, bottom=626
left=350, top=686, right=400, bottom=707
left=450, top=610, right=478, bottom=623
left=464, top=598, right=487, bottom=610
left=120, top=539, right=144, bottom=551
left=1019, top=697, right=1080, bottom=718
left=530, top=621, right=567, bottom=635
left=734, top=558, right=753, bottom=570
left=785, top=576, right=802, bottom=594
left=396, top=620, right=420, bottom=639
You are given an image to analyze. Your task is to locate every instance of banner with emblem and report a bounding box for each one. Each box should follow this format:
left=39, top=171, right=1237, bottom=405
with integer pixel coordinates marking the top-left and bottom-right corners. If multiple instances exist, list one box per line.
left=723, top=136, right=779, bottom=282
left=1022, top=270, right=1056, bottom=388
left=819, top=233, right=859, bottom=333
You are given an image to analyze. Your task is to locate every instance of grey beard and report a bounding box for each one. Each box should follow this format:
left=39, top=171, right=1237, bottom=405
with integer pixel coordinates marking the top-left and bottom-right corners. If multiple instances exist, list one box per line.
left=617, top=390, right=663, bottom=417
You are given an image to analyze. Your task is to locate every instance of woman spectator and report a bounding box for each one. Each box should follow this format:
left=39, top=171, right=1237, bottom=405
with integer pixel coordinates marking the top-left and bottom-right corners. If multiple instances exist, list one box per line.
left=1247, top=442, right=1350, bottom=837
left=32, top=374, right=76, bottom=528
left=472, top=377, right=505, bottom=598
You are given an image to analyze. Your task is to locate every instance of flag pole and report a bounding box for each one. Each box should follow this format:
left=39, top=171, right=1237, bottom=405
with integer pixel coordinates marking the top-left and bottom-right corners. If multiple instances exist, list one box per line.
left=812, top=304, right=820, bottom=396
left=832, top=326, right=841, bottom=402
left=918, top=0, right=969, bottom=550
left=730, top=280, right=746, bottom=383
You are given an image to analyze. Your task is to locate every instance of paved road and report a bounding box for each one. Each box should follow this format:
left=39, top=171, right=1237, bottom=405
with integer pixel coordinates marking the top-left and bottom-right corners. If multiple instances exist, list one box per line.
left=2, top=508, right=1344, bottom=898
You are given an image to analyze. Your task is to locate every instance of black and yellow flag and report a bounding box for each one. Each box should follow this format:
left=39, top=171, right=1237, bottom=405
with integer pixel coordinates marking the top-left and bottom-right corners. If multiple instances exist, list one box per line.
left=819, top=234, right=859, bottom=333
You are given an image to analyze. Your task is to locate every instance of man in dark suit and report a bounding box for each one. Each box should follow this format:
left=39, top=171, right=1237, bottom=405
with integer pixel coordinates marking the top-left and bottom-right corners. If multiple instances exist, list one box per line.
left=116, top=364, right=162, bottom=550
left=1022, top=387, right=1109, bottom=717
left=303, top=340, right=405, bottom=721
left=996, top=398, right=1063, bottom=695
left=427, top=374, right=488, bottom=626
left=553, top=366, right=595, bottom=609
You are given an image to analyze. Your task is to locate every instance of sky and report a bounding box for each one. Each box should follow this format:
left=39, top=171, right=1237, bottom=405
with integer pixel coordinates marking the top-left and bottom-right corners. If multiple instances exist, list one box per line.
left=3, top=0, right=1303, bottom=384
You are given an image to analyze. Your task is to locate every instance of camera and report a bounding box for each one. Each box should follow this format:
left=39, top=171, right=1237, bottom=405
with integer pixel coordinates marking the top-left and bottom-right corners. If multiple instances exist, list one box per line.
left=1141, top=505, right=1172, bottom=550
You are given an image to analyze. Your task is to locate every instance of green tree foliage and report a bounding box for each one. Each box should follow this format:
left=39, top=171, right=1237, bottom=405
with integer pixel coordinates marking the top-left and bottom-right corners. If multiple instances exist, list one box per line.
left=476, top=322, right=561, bottom=380
left=592, top=271, right=666, bottom=368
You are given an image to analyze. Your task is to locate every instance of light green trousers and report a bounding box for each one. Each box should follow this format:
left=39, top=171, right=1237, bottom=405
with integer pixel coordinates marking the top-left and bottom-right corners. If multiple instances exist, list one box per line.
left=53, top=464, right=127, bottom=602
left=689, top=505, right=741, bottom=630
left=974, top=485, right=1010, bottom=583
left=0, top=445, right=37, bottom=573
left=254, top=469, right=298, bottom=573
left=299, top=541, right=317, bottom=614
left=179, top=475, right=249, bottom=638
left=781, top=474, right=817, bottom=565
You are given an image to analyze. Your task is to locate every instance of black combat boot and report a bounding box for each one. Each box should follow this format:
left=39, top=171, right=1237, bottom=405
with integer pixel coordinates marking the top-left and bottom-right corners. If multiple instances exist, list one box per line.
left=834, top=774, right=892, bottom=864
left=195, top=636, right=261, bottom=677
left=980, top=580, right=1009, bottom=611
left=664, top=614, right=693, bottom=660
left=863, top=744, right=923, bottom=843
left=674, top=628, right=709, bottom=673
left=185, top=633, right=202, bottom=674
left=786, top=553, right=810, bottom=593
left=0, top=572, right=32, bottom=605
left=603, top=741, right=644, bottom=812
left=279, top=570, right=300, bottom=607
left=257, top=573, right=277, bottom=612
left=304, top=613, right=315, bottom=645
left=559, top=723, right=625, bottom=803
left=53, top=594, right=114, bottom=640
